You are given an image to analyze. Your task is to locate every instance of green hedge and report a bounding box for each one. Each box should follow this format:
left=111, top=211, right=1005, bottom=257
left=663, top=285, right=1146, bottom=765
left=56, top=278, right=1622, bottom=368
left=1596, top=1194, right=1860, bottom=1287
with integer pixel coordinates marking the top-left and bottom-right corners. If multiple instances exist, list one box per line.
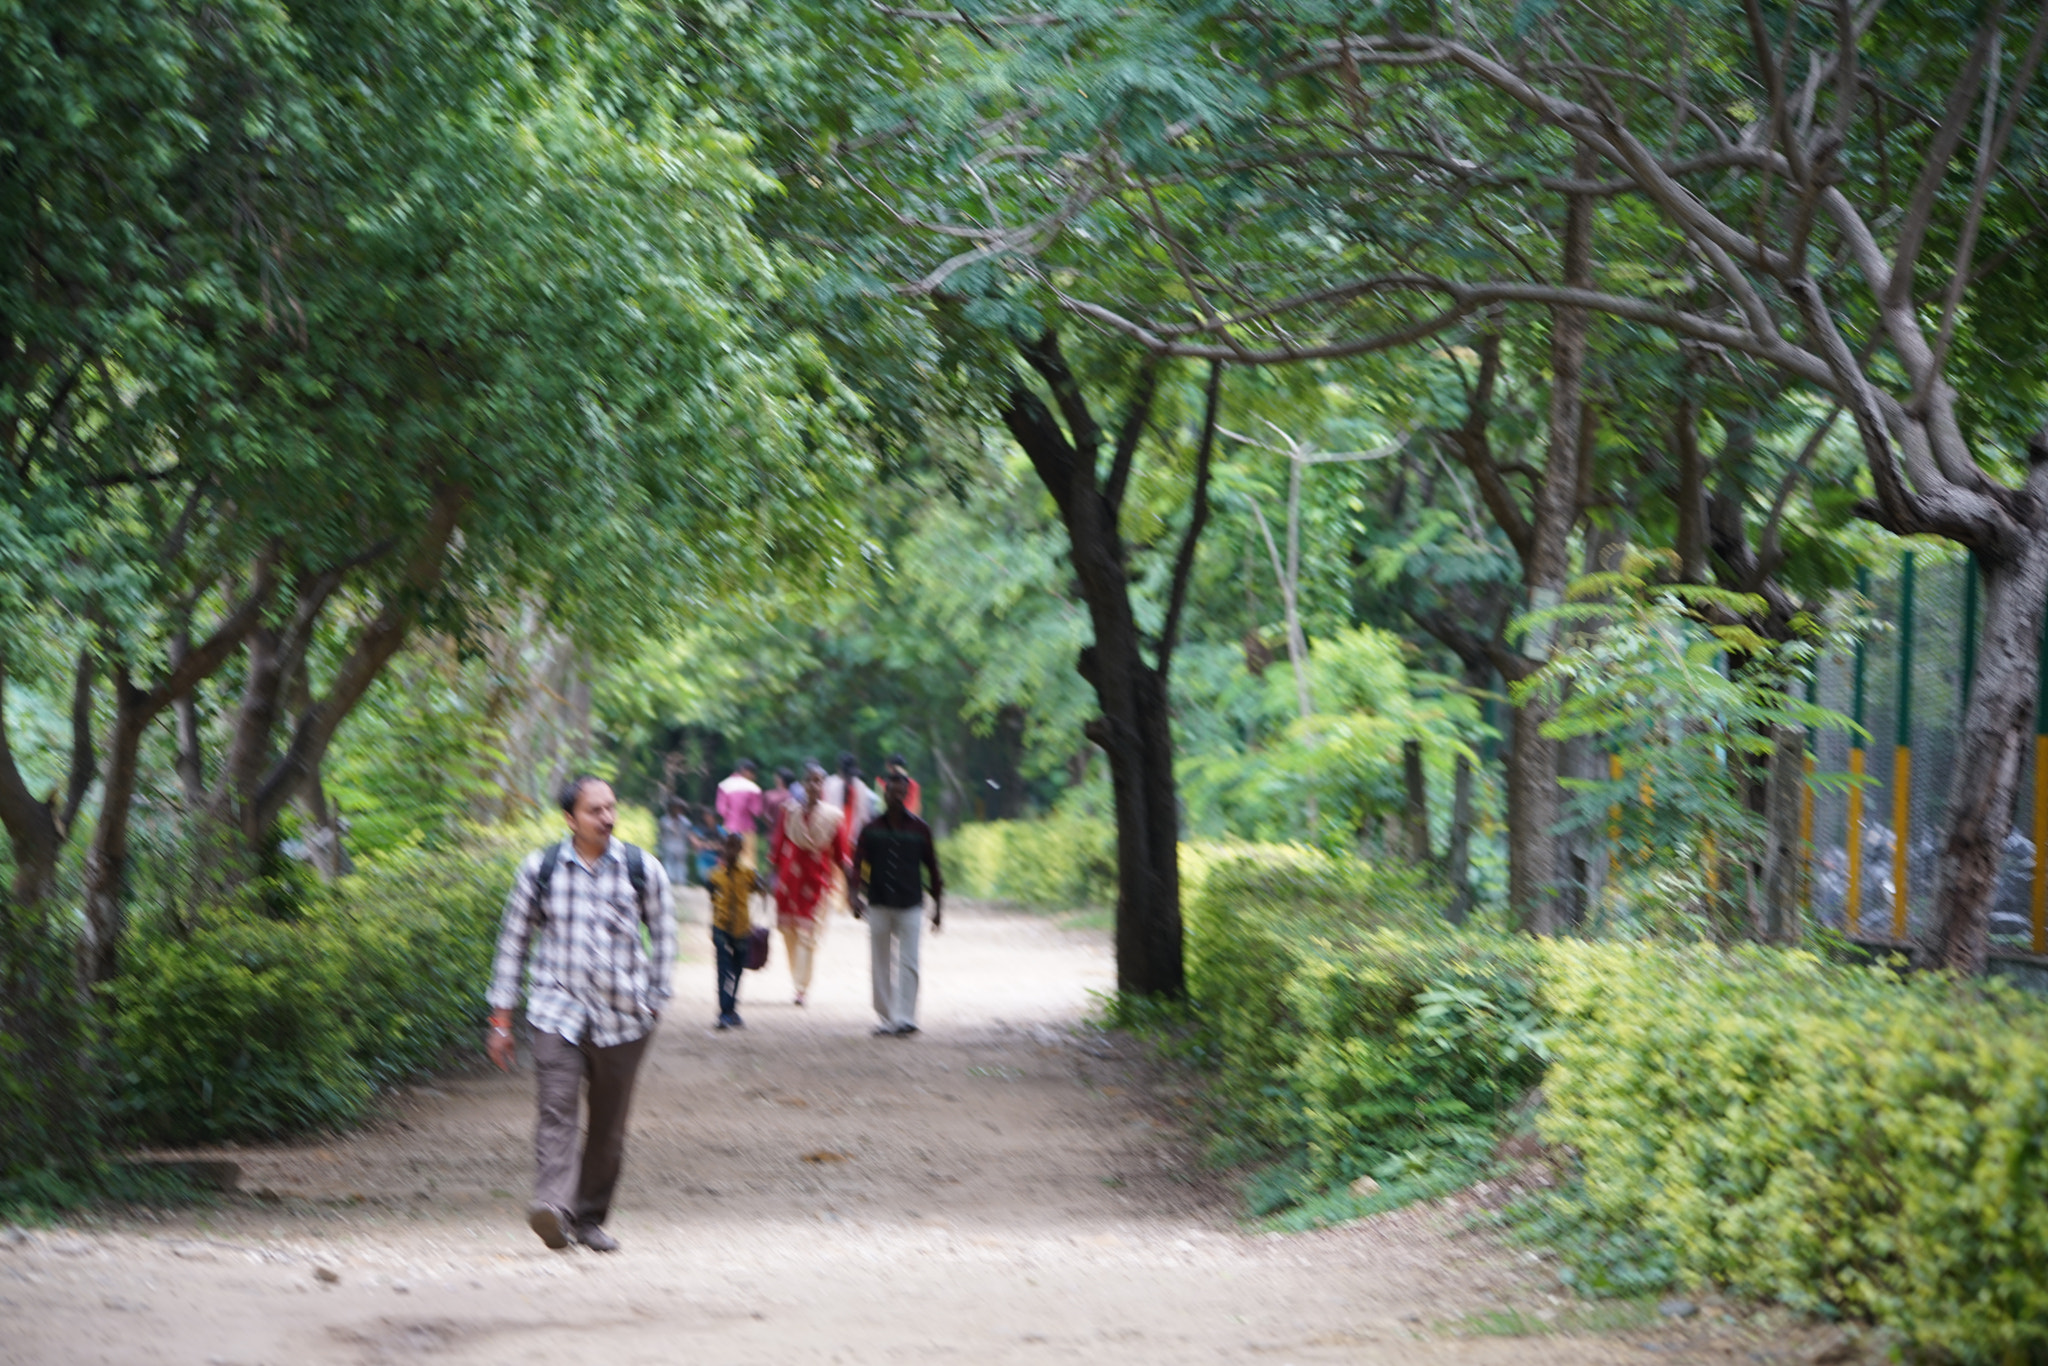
left=104, top=835, right=521, bottom=1144
left=1169, top=846, right=2048, bottom=1357
left=942, top=814, right=1116, bottom=909
left=1540, top=941, right=2048, bottom=1361
left=1171, top=848, right=1546, bottom=1225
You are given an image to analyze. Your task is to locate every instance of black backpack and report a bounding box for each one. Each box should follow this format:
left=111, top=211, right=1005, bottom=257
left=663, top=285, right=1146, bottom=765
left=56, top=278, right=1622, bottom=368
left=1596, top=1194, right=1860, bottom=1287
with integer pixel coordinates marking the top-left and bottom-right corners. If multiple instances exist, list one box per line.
left=531, top=841, right=653, bottom=927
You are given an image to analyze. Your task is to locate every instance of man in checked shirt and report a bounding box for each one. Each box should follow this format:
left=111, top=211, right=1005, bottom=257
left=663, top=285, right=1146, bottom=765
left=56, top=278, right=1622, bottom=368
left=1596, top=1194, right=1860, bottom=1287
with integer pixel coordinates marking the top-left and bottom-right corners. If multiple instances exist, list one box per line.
left=486, top=775, right=675, bottom=1252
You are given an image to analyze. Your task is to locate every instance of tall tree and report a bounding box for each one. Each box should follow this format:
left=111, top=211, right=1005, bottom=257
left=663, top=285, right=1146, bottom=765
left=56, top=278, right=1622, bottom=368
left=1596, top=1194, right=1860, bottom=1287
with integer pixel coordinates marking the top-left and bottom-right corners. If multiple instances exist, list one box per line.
left=853, top=0, right=2048, bottom=968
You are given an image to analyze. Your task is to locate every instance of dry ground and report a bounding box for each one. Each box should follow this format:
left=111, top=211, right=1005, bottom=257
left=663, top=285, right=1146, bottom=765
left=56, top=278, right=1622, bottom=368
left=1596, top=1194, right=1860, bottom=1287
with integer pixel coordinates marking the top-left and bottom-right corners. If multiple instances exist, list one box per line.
left=2, top=898, right=1855, bottom=1365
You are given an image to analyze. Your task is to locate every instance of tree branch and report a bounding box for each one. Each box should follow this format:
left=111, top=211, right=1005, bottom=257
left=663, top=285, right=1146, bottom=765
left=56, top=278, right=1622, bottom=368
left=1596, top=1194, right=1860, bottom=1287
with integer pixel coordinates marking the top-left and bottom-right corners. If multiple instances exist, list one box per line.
left=1158, top=359, right=1222, bottom=675
left=1883, top=2, right=2008, bottom=310
left=249, top=484, right=470, bottom=831
left=1105, top=358, right=1160, bottom=516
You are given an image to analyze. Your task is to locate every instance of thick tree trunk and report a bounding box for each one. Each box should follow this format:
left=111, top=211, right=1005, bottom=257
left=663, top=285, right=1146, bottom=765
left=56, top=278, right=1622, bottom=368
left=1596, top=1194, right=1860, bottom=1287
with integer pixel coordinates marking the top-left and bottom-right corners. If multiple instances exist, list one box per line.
left=1003, top=335, right=1188, bottom=998
left=1082, top=645, right=1184, bottom=998
left=1507, top=690, right=1565, bottom=933
left=1928, top=539, right=2048, bottom=973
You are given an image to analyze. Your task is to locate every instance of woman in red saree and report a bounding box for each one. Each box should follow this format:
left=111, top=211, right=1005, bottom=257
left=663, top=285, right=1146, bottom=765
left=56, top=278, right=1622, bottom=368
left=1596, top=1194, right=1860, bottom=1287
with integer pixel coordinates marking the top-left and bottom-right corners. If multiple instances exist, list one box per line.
left=774, top=762, right=841, bottom=1005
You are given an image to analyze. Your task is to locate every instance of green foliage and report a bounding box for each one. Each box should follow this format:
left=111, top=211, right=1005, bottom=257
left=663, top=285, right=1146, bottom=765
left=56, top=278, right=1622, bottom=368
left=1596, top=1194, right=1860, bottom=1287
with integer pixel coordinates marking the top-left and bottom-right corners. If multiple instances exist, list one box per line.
left=1172, top=847, right=1544, bottom=1223
left=1487, top=1185, right=1681, bottom=1298
left=0, top=902, right=96, bottom=1183
left=1517, top=553, right=1850, bottom=931
left=103, top=836, right=519, bottom=1144
left=941, top=811, right=1116, bottom=910
left=1541, top=941, right=2048, bottom=1360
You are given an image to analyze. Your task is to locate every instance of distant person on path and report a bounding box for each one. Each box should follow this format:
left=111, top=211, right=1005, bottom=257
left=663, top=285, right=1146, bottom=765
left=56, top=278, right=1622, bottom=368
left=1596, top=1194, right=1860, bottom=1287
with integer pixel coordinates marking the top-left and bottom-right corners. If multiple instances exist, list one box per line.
left=486, top=775, right=674, bottom=1254
left=759, top=765, right=797, bottom=922
left=706, top=832, right=754, bottom=1030
left=850, top=770, right=944, bottom=1037
left=716, top=759, right=765, bottom=870
left=884, top=754, right=923, bottom=816
left=657, top=796, right=693, bottom=888
left=774, top=761, right=842, bottom=1006
left=824, top=752, right=875, bottom=913
left=690, top=804, right=724, bottom=885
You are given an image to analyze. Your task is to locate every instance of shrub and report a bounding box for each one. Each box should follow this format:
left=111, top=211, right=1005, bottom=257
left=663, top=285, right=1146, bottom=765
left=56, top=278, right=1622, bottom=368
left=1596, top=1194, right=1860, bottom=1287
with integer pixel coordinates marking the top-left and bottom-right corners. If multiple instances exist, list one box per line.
left=939, top=814, right=1115, bottom=909
left=0, top=901, right=99, bottom=1184
left=1540, top=941, right=2048, bottom=1361
left=104, top=834, right=521, bottom=1144
left=105, top=914, right=374, bottom=1142
left=1175, top=848, right=1543, bottom=1222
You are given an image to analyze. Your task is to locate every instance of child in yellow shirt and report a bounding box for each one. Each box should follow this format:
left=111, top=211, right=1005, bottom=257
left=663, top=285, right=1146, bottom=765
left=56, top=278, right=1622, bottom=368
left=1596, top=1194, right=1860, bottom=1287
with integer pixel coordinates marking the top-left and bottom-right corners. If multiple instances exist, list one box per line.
left=707, top=833, right=754, bottom=1030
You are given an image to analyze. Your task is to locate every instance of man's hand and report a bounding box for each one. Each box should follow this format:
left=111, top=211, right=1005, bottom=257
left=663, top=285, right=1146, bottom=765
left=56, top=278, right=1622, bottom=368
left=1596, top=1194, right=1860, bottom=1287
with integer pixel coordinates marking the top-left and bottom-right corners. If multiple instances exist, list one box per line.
left=930, top=896, right=943, bottom=933
left=487, top=1009, right=516, bottom=1071
left=849, top=893, right=866, bottom=920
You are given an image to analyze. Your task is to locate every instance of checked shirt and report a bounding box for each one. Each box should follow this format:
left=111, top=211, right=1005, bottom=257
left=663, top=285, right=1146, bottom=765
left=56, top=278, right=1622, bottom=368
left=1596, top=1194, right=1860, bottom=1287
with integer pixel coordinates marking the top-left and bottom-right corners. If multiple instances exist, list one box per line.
left=487, top=837, right=677, bottom=1047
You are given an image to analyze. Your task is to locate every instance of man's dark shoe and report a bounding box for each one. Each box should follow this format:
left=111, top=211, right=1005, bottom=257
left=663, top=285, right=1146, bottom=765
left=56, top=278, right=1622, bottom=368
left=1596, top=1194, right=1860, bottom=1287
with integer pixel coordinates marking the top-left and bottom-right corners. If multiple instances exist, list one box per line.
left=894, top=1023, right=920, bottom=1036
left=574, top=1222, right=620, bottom=1253
left=527, top=1204, right=570, bottom=1250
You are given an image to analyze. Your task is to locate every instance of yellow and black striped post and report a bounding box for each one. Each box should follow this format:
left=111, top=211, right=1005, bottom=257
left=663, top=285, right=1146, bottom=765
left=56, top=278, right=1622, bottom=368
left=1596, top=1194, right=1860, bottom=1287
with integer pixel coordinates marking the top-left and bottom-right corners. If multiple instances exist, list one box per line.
left=1890, top=552, right=1915, bottom=942
left=1846, top=568, right=1870, bottom=936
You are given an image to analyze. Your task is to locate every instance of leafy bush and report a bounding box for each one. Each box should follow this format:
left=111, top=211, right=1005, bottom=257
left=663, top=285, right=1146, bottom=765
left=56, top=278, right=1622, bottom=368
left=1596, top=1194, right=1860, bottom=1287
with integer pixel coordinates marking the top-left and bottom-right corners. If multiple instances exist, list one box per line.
left=1, top=901, right=98, bottom=1185
left=104, top=835, right=520, bottom=1144
left=1540, top=941, right=2048, bottom=1360
left=940, top=813, right=1115, bottom=908
left=1172, top=847, right=1544, bottom=1222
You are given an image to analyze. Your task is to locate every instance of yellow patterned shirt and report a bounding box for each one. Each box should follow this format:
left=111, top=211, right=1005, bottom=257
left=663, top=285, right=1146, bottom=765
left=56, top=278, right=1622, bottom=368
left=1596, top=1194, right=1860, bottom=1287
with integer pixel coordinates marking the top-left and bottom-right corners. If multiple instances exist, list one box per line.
left=707, top=863, right=754, bottom=937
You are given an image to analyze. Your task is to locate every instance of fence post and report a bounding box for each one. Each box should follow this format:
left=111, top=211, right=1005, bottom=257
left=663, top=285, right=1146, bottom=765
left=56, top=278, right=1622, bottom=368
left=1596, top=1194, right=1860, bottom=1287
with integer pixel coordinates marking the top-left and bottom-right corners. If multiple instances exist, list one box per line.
left=1847, top=568, right=1870, bottom=936
left=1891, top=552, right=1915, bottom=942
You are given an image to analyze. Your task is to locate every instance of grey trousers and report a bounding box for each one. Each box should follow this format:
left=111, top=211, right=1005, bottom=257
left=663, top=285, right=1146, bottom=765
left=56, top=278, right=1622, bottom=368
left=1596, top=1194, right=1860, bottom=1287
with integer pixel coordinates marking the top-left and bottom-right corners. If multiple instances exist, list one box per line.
left=530, top=1026, right=653, bottom=1228
left=867, top=905, right=923, bottom=1029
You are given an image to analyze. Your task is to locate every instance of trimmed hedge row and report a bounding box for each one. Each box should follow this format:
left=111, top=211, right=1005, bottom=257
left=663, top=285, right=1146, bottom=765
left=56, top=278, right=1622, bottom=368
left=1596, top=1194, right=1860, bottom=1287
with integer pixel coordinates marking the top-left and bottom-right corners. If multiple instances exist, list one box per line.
left=941, top=815, right=1116, bottom=909
left=1541, top=941, right=2048, bottom=1361
left=1174, top=850, right=1545, bottom=1225
left=1173, top=844, right=2048, bottom=1360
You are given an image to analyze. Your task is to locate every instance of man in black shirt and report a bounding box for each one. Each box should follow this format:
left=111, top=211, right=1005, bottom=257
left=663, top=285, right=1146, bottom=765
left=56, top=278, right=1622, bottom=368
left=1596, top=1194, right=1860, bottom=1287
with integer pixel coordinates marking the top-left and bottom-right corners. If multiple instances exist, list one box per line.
left=849, top=771, right=944, bottom=1036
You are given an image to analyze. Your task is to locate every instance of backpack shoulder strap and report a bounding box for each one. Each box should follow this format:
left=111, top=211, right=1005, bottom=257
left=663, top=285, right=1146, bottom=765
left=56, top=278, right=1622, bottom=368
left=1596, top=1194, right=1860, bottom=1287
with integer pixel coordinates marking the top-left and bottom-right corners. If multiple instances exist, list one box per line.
left=622, top=843, right=651, bottom=925
left=530, top=842, right=562, bottom=921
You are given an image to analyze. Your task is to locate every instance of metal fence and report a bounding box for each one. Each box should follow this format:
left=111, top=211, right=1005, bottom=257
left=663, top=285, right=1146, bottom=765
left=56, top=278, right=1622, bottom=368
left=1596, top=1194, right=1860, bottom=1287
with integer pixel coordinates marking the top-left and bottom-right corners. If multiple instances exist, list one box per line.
left=1807, top=552, right=2046, bottom=953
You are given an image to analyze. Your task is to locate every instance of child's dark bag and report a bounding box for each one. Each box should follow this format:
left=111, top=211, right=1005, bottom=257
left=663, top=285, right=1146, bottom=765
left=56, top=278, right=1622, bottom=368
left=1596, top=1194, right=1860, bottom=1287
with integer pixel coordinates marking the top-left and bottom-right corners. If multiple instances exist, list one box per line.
left=745, top=925, right=771, bottom=971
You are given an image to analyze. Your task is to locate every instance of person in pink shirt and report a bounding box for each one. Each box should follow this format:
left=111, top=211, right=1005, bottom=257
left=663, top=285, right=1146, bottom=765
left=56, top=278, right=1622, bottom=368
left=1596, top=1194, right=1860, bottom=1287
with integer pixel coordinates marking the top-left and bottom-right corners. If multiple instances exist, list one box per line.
left=715, top=759, right=765, bottom=870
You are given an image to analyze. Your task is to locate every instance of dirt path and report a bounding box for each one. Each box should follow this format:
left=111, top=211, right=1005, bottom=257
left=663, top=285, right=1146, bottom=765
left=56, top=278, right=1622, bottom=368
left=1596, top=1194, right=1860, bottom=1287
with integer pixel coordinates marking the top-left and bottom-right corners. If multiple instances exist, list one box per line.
left=4, top=900, right=1818, bottom=1365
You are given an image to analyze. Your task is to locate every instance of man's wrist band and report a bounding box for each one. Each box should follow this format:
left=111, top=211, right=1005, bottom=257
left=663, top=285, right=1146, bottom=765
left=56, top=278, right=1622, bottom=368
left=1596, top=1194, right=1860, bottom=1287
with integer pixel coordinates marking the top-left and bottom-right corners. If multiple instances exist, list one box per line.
left=490, top=1025, right=511, bottom=1036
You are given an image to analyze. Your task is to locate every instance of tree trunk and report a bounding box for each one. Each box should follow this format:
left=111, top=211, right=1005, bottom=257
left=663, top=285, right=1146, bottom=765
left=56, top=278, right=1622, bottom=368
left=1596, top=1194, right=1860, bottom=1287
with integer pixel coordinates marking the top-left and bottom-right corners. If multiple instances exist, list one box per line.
left=0, top=650, right=97, bottom=907
left=1003, top=334, right=1186, bottom=998
left=1445, top=745, right=1475, bottom=924
left=1758, top=723, right=1807, bottom=943
left=1928, top=538, right=2048, bottom=973
left=1503, top=145, right=1597, bottom=936
left=1082, top=646, right=1184, bottom=998
left=1401, top=738, right=1430, bottom=862
left=79, top=677, right=149, bottom=983
left=1506, top=693, right=1565, bottom=933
